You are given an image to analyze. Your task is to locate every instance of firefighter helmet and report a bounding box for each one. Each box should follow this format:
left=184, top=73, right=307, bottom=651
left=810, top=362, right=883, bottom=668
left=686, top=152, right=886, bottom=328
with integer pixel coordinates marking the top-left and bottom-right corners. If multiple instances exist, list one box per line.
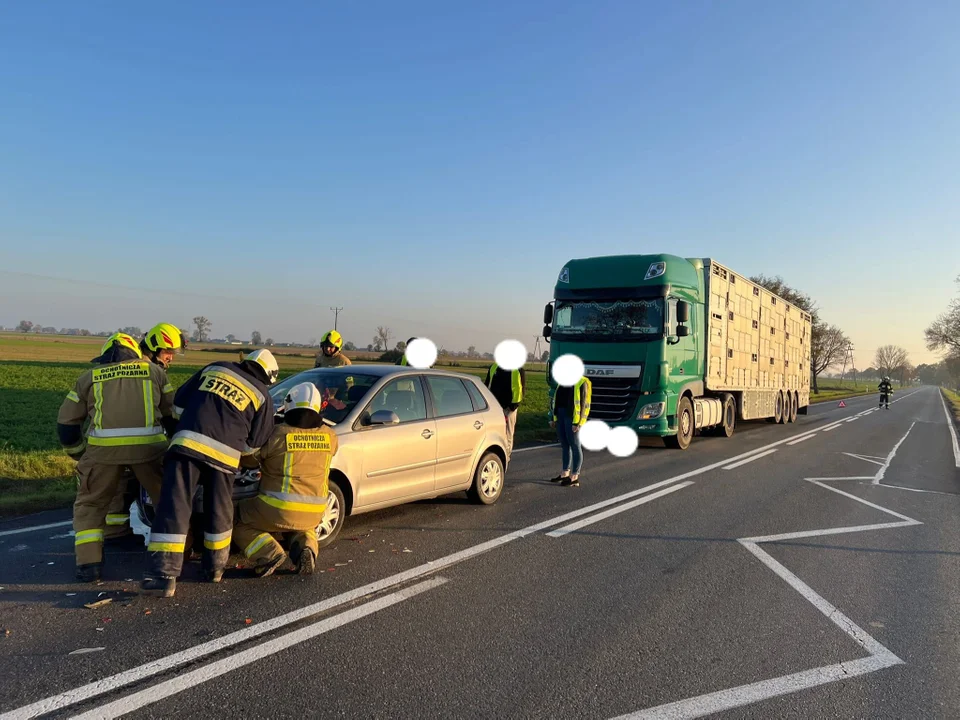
left=283, top=382, right=323, bottom=415
left=244, top=348, right=280, bottom=385
left=321, top=330, right=343, bottom=351
left=101, top=333, right=142, bottom=359
left=143, top=323, right=186, bottom=354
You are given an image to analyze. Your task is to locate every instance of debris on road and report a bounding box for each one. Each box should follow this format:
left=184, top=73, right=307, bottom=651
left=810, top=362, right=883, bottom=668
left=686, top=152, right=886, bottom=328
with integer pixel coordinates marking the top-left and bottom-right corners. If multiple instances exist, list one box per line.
left=84, top=598, right=112, bottom=610
left=244, top=618, right=253, bottom=625
left=69, top=647, right=105, bottom=655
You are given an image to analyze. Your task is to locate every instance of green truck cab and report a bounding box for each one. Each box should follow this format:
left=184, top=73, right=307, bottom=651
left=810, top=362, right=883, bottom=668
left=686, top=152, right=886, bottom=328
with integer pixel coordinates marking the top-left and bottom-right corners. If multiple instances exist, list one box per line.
left=543, top=254, right=812, bottom=449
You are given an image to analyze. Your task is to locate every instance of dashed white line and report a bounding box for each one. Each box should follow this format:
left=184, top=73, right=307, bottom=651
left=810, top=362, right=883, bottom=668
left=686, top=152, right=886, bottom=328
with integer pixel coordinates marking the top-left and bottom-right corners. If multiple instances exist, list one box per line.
left=723, top=448, right=777, bottom=470
left=787, top=435, right=815, bottom=446
left=546, top=482, right=694, bottom=538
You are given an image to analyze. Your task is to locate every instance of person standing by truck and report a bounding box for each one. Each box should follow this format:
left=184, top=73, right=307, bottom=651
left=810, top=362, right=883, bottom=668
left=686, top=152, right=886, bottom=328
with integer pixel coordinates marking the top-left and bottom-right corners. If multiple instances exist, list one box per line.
left=484, top=362, right=526, bottom=462
left=549, top=376, right=592, bottom=487
left=878, top=376, right=893, bottom=409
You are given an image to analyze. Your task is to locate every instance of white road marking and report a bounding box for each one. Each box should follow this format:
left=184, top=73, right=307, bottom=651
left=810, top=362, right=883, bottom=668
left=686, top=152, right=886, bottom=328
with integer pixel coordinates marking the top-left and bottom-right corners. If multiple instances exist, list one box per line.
left=842, top=453, right=885, bottom=467
left=873, top=422, right=915, bottom=484
left=68, top=577, right=447, bottom=720
left=787, top=435, right=815, bottom=445
left=723, top=449, right=777, bottom=470
left=939, top=390, right=960, bottom=468
left=512, top=443, right=559, bottom=454
left=546, top=482, right=694, bottom=538
left=0, top=520, right=72, bottom=538
left=821, top=423, right=844, bottom=433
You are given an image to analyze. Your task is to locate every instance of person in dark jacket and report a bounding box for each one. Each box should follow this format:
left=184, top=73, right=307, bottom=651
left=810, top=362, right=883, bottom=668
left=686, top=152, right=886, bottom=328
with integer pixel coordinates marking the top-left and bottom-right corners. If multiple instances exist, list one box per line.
left=878, top=376, right=893, bottom=409
left=484, top=363, right=526, bottom=462
left=549, top=377, right=592, bottom=487
left=142, top=349, right=279, bottom=598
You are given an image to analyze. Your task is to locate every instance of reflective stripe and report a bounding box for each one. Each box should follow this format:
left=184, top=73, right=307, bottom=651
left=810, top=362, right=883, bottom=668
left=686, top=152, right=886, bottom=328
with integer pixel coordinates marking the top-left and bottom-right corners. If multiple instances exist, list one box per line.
left=204, top=531, right=232, bottom=551
left=66, top=390, right=81, bottom=404
left=151, top=533, right=188, bottom=544
left=203, top=366, right=264, bottom=410
left=259, top=491, right=327, bottom=513
left=162, top=384, right=174, bottom=394
left=143, top=380, right=155, bottom=428
left=62, top=441, right=86, bottom=454
left=105, top=514, right=130, bottom=526
left=282, top=452, right=294, bottom=494
left=88, top=434, right=167, bottom=447
left=170, top=430, right=241, bottom=468
left=93, top=383, right=104, bottom=431
left=148, top=541, right=186, bottom=553
left=75, top=529, right=103, bottom=545
left=88, top=426, right=165, bottom=438
left=244, top=533, right=274, bottom=558
left=173, top=405, right=184, bottom=419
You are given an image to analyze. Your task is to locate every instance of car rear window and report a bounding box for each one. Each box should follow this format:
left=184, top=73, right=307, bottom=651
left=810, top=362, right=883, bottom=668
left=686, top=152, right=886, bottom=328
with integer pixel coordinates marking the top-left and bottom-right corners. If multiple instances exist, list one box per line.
left=464, top=378, right=488, bottom=411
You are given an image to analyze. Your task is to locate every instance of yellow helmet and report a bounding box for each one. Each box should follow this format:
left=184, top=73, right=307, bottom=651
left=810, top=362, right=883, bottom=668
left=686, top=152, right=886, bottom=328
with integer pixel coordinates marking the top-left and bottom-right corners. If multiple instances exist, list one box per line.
left=143, top=323, right=186, bottom=353
left=101, top=333, right=143, bottom=358
left=321, top=330, right=343, bottom=351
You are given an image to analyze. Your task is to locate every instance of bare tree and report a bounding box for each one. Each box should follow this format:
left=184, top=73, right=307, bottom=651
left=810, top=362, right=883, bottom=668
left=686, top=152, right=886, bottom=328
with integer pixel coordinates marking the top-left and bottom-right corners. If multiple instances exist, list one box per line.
left=374, top=326, right=392, bottom=352
left=192, top=316, right=212, bottom=342
left=925, top=275, right=960, bottom=356
left=16, top=320, right=34, bottom=333
left=874, top=345, right=910, bottom=383
left=251, top=330, right=262, bottom=345
left=265, top=337, right=274, bottom=346
left=810, top=320, right=850, bottom=394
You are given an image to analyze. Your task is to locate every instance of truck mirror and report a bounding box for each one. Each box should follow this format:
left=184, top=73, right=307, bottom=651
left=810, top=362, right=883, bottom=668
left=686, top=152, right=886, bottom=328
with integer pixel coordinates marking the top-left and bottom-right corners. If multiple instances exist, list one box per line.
left=542, top=325, right=552, bottom=339
left=543, top=303, right=554, bottom=324
left=677, top=325, right=689, bottom=338
left=677, top=301, right=690, bottom=323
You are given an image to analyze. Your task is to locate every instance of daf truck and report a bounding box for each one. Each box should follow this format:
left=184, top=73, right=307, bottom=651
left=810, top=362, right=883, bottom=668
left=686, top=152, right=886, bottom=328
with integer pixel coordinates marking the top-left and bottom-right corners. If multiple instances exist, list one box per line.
left=542, top=254, right=813, bottom=449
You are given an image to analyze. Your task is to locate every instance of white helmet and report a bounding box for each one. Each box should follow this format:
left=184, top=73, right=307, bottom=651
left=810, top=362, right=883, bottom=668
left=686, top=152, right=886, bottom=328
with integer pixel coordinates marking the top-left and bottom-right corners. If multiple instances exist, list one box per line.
left=244, top=348, right=279, bottom=385
left=283, top=382, right=324, bottom=415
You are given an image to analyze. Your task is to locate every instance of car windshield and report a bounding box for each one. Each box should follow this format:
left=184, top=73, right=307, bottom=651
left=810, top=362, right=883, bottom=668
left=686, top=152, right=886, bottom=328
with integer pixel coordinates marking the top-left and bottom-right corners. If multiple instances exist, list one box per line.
left=553, top=298, right=664, bottom=338
left=269, top=370, right=379, bottom=424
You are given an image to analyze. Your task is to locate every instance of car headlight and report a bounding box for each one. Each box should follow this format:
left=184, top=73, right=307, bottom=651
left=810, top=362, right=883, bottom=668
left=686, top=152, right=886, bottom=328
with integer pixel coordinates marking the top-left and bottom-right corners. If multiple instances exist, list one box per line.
left=638, top=402, right=665, bottom=420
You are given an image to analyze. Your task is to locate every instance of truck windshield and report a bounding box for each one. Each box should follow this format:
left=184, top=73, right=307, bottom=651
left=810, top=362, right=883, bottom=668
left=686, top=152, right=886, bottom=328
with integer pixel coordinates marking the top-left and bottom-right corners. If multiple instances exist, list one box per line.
left=553, top=299, right=664, bottom=338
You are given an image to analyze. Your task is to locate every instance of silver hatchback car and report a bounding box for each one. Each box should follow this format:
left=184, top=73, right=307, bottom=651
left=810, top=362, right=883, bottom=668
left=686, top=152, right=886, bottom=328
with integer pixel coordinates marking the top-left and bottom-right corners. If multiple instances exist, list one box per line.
left=135, top=365, right=509, bottom=549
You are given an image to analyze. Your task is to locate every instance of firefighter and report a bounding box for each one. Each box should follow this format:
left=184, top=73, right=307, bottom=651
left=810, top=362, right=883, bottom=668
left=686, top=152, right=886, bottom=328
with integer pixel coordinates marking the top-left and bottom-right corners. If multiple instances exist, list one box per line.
left=105, top=324, right=188, bottom=541
left=233, top=382, right=338, bottom=577
left=314, top=330, right=352, bottom=368
left=57, top=333, right=175, bottom=582
left=878, top=376, right=893, bottom=409
left=142, top=349, right=278, bottom=598
left=396, top=337, right=416, bottom=365
left=485, top=362, right=526, bottom=463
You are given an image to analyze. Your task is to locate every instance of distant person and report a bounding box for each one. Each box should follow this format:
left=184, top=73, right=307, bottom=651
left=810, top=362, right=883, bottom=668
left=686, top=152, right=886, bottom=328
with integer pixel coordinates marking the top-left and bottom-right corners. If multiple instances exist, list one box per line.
left=57, top=333, right=175, bottom=582
left=142, top=349, right=278, bottom=598
left=315, top=331, right=352, bottom=368
left=878, top=376, right=893, bottom=409
left=549, top=376, right=592, bottom=487
left=396, top=337, right=417, bottom=365
left=484, top=362, right=526, bottom=462
left=233, top=382, right=338, bottom=577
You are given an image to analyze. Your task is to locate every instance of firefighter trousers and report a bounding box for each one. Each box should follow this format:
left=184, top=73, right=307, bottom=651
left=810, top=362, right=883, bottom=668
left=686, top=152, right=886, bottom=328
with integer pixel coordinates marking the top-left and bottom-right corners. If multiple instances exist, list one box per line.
left=233, top=496, right=322, bottom=568
left=74, top=455, right=163, bottom=566
left=144, top=454, right=235, bottom=579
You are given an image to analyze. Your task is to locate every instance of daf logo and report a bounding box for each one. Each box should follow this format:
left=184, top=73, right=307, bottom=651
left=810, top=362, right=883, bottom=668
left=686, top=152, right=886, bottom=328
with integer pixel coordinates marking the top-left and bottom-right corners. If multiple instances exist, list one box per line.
left=558, top=267, right=570, bottom=283
left=586, top=368, right=614, bottom=376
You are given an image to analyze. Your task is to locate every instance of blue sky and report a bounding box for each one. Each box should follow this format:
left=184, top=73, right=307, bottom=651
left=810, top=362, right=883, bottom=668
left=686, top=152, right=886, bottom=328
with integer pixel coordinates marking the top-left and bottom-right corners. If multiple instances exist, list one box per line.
left=2, top=1, right=958, bottom=365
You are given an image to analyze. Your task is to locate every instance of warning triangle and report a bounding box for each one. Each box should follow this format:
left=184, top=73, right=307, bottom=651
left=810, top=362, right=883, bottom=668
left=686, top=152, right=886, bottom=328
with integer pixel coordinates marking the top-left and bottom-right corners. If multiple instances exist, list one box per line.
left=838, top=400, right=846, bottom=408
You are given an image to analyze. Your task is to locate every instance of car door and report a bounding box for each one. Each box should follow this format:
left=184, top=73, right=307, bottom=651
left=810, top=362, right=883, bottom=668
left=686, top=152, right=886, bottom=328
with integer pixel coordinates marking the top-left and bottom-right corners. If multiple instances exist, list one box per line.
left=354, top=376, right=437, bottom=508
left=425, top=375, right=485, bottom=491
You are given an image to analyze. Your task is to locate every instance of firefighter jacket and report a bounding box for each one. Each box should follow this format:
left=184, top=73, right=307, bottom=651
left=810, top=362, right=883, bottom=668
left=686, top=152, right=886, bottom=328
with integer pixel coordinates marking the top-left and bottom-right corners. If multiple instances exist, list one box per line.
left=878, top=380, right=893, bottom=394
left=168, top=361, right=276, bottom=473
left=57, top=359, right=174, bottom=465
left=485, top=364, right=526, bottom=411
left=314, top=351, right=352, bottom=368
left=255, top=423, right=339, bottom=514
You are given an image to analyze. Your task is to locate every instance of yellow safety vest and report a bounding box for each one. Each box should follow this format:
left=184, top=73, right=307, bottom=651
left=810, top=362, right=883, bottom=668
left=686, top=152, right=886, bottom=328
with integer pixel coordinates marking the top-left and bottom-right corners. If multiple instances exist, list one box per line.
left=487, top=363, right=523, bottom=404
left=551, top=378, right=592, bottom=425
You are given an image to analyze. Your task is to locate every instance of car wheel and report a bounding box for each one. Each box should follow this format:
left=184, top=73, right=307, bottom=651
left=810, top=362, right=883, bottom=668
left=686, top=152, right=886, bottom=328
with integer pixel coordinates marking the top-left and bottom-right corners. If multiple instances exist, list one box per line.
left=315, top=480, right=346, bottom=549
left=664, top=396, right=694, bottom=449
left=468, top=452, right=504, bottom=505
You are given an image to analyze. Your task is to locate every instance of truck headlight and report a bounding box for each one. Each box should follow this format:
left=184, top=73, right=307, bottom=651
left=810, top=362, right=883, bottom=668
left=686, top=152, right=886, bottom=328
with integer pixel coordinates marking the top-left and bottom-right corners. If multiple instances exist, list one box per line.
left=638, top=402, right=665, bottom=420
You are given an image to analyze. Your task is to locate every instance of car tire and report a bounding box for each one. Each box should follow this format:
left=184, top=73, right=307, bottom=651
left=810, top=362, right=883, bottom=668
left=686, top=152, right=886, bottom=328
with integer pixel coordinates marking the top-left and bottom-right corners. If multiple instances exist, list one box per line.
left=467, top=452, right=504, bottom=505
left=664, top=396, right=694, bottom=450
left=315, top=480, right=346, bottom=549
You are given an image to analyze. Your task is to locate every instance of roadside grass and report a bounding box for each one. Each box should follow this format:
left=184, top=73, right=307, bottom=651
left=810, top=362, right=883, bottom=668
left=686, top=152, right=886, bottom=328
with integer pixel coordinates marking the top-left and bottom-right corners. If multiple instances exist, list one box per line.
left=944, top=388, right=960, bottom=423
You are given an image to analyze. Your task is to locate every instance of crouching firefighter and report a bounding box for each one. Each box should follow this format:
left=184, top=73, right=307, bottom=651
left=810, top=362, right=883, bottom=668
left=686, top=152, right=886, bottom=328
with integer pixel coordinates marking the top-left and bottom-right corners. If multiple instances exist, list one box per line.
left=142, top=349, right=278, bottom=598
left=233, top=382, right=338, bottom=578
left=57, top=333, right=175, bottom=582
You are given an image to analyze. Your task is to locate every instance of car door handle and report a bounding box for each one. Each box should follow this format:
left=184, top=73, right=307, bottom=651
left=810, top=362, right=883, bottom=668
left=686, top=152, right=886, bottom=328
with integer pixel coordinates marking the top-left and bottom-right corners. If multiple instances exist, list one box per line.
left=474, top=421, right=484, bottom=430
left=422, top=429, right=434, bottom=439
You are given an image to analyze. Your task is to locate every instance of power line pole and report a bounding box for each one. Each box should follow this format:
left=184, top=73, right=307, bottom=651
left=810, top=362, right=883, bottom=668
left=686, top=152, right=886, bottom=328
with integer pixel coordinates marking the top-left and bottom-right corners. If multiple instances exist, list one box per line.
left=330, top=307, right=343, bottom=331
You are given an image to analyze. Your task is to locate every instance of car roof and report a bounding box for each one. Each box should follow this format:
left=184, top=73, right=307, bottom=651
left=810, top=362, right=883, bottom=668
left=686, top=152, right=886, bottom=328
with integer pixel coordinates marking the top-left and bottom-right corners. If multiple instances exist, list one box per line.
left=295, top=364, right=482, bottom=381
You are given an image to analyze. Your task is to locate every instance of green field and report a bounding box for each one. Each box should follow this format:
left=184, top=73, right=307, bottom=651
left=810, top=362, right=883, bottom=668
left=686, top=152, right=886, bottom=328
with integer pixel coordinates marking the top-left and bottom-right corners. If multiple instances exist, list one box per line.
left=0, top=334, right=881, bottom=515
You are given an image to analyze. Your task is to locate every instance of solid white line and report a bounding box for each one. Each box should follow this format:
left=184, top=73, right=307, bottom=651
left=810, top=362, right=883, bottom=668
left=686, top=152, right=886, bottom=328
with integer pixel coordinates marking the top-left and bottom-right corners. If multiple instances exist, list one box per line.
left=68, top=577, right=447, bottom=720
left=809, top=480, right=921, bottom=524
left=614, top=654, right=901, bottom=720
left=874, top=422, right=915, bottom=484
left=741, top=520, right=917, bottom=544
left=511, top=443, right=559, bottom=454
left=939, top=391, right=960, bottom=468
left=805, top=476, right=875, bottom=482
left=873, top=482, right=958, bottom=497
left=723, top=449, right=777, bottom=470
left=787, top=435, right=815, bottom=446
left=546, top=482, right=694, bottom=538
left=842, top=453, right=884, bottom=467
left=0, top=520, right=72, bottom=538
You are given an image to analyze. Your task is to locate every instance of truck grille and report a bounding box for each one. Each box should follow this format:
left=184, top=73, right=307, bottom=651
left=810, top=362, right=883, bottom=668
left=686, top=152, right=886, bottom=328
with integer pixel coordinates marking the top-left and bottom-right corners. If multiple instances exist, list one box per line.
left=588, top=377, right=640, bottom=422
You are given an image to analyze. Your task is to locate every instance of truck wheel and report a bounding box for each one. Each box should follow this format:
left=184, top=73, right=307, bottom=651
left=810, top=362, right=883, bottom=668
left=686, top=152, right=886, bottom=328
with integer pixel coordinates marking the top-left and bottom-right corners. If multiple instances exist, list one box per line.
left=719, top=395, right=736, bottom=438
left=789, top=392, right=799, bottom=423
left=774, top=392, right=785, bottom=424
left=664, top=397, right=694, bottom=450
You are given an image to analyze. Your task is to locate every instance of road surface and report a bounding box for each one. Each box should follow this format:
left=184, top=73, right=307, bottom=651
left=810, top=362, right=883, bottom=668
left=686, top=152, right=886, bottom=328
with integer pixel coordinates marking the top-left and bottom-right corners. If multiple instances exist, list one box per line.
left=1, top=387, right=959, bottom=719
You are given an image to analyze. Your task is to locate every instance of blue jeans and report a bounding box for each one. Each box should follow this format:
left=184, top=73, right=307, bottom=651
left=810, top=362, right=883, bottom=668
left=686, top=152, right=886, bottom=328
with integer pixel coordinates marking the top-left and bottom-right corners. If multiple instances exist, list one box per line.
left=555, top=407, right=583, bottom=475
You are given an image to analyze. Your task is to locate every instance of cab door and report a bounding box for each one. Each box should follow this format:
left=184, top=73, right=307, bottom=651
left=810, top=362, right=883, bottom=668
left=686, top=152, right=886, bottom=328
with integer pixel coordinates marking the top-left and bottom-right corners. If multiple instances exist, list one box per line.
left=354, top=376, right=437, bottom=508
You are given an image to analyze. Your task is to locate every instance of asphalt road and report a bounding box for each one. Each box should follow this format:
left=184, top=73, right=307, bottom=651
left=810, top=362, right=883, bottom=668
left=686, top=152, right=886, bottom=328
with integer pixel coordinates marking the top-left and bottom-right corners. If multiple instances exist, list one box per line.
left=2, top=387, right=959, bottom=719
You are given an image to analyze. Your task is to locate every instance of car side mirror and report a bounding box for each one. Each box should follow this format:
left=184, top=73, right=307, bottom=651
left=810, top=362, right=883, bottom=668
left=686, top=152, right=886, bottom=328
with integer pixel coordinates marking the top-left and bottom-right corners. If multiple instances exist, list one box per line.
left=676, top=325, right=690, bottom=338
left=677, top=301, right=690, bottom=324
left=369, top=410, right=400, bottom=426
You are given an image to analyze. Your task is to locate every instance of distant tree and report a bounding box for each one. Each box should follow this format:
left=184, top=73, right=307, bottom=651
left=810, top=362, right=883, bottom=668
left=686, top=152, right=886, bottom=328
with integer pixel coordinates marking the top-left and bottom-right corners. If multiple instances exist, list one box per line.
left=41, top=326, right=57, bottom=334
left=810, top=321, right=849, bottom=394
left=374, top=326, right=392, bottom=352
left=120, top=326, right=142, bottom=338
left=344, top=341, right=357, bottom=352
left=925, top=275, right=960, bottom=356
left=916, top=363, right=939, bottom=385
left=466, top=345, right=478, bottom=358
left=366, top=344, right=374, bottom=352
left=193, top=316, right=212, bottom=342
left=79, top=329, right=91, bottom=336
left=16, top=320, right=33, bottom=333
left=251, top=330, right=262, bottom=345
left=874, top=345, right=910, bottom=384
left=225, top=333, right=237, bottom=344
left=540, top=350, right=549, bottom=362
left=265, top=337, right=274, bottom=346
left=395, top=340, right=407, bottom=352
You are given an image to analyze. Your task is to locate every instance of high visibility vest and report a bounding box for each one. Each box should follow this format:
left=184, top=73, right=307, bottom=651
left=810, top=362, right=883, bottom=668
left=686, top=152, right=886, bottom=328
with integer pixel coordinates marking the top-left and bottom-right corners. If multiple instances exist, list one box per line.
left=487, top=364, right=523, bottom=404
left=550, top=378, right=592, bottom=425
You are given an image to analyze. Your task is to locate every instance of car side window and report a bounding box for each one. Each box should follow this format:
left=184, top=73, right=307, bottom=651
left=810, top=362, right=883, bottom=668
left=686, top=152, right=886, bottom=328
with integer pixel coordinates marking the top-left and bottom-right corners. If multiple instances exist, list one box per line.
left=367, top=377, right=428, bottom=423
left=464, top=378, right=488, bottom=411
left=426, top=376, right=475, bottom=418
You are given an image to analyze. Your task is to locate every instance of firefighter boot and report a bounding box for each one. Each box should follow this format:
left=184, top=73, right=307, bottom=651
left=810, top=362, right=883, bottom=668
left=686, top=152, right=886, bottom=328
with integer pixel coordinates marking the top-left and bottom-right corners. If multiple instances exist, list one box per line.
left=142, top=576, right=177, bottom=598
left=289, top=536, right=316, bottom=576
left=253, top=552, right=288, bottom=579
left=76, top=563, right=102, bottom=583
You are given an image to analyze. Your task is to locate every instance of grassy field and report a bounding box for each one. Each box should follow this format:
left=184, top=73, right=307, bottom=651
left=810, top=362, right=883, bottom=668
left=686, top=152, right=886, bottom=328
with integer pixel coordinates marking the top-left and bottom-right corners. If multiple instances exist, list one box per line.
left=944, top=388, right=960, bottom=424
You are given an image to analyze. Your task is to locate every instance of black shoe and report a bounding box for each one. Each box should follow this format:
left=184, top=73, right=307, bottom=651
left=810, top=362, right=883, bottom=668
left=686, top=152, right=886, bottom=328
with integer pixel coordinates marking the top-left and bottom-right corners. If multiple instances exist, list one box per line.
left=253, top=553, right=287, bottom=579
left=297, top=548, right=316, bottom=576
left=202, top=568, right=224, bottom=583
left=141, top=576, right=176, bottom=598
left=76, top=563, right=102, bottom=583
left=560, top=477, right=580, bottom=487
left=550, top=475, right=568, bottom=483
